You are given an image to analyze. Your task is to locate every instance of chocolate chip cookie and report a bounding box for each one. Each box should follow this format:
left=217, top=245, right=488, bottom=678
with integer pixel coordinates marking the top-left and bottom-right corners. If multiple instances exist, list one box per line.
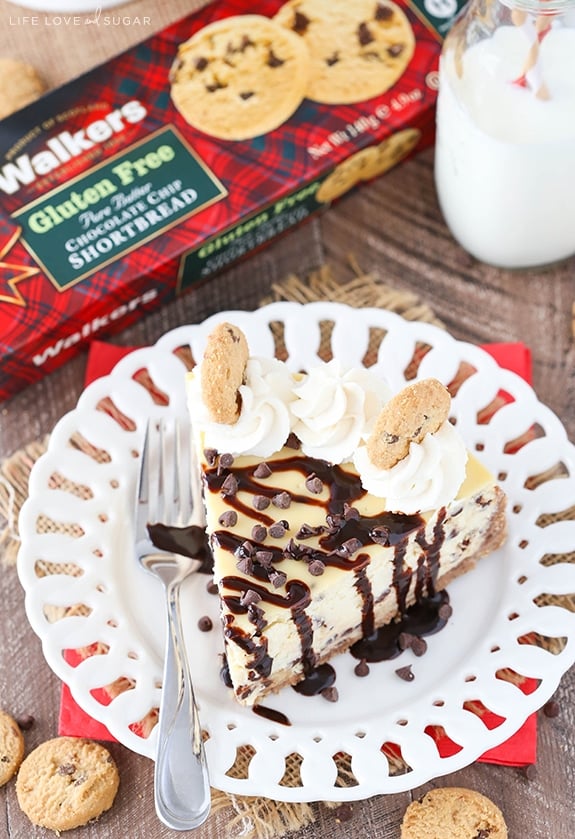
left=0, top=58, right=46, bottom=120
left=275, top=0, right=415, bottom=104
left=401, top=786, right=508, bottom=838
left=367, top=378, right=451, bottom=469
left=170, top=14, right=311, bottom=140
left=16, top=737, right=119, bottom=831
left=201, top=322, right=249, bottom=424
left=0, top=709, right=25, bottom=786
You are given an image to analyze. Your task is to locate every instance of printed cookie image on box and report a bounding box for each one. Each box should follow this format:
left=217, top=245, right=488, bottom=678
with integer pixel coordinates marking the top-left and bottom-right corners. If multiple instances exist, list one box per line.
left=275, top=0, right=416, bottom=105
left=170, top=14, right=311, bottom=140
left=317, top=127, right=421, bottom=203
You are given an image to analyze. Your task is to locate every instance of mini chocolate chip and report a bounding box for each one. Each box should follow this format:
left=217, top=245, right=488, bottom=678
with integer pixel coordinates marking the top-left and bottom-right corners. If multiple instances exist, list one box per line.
left=411, top=636, right=427, bottom=657
left=269, top=570, right=287, bottom=588
left=241, top=589, right=262, bottom=607
left=73, top=773, right=87, bottom=786
left=58, top=763, right=76, bottom=776
left=343, top=504, right=360, bottom=521
left=326, top=52, right=340, bottom=66
left=543, top=699, right=560, bottom=718
left=371, top=525, right=391, bottom=546
left=219, top=453, right=234, bottom=469
left=354, top=659, right=370, bottom=677
left=269, top=522, right=288, bottom=538
left=16, top=714, right=35, bottom=731
left=197, top=616, right=213, bottom=632
left=333, top=803, right=354, bottom=823
left=204, top=448, right=218, bottom=466
left=247, top=605, right=266, bottom=628
left=241, top=540, right=255, bottom=556
left=272, top=491, right=291, bottom=509
left=438, top=603, right=453, bottom=620
left=206, top=580, right=218, bottom=595
left=220, top=657, right=233, bottom=687
left=255, top=550, right=274, bottom=567
left=253, top=462, right=272, bottom=479
left=253, top=494, right=271, bottom=511
left=296, top=523, right=324, bottom=539
left=221, top=473, right=238, bottom=496
left=0, top=756, right=9, bottom=763
left=305, top=475, right=323, bottom=494
left=194, top=56, right=209, bottom=72
left=285, top=432, right=301, bottom=449
left=321, top=686, right=339, bottom=702
left=252, top=524, right=268, bottom=542
left=475, top=830, right=491, bottom=839
left=337, top=537, right=362, bottom=557
left=388, top=43, right=404, bottom=58
left=395, top=665, right=414, bottom=682
left=218, top=510, right=238, bottom=527
left=236, top=556, right=253, bottom=575
left=308, top=559, right=325, bottom=576
left=398, top=632, right=415, bottom=651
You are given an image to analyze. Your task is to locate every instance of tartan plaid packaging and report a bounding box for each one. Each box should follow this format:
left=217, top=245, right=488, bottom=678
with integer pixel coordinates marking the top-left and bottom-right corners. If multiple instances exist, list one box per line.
left=0, top=0, right=465, bottom=401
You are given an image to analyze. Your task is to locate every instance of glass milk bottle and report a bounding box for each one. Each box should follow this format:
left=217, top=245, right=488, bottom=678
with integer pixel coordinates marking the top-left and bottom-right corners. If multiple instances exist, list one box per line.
left=434, top=0, right=575, bottom=269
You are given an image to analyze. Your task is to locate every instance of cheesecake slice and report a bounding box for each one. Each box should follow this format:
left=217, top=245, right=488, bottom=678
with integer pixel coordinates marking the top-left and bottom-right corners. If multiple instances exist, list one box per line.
left=186, top=323, right=507, bottom=707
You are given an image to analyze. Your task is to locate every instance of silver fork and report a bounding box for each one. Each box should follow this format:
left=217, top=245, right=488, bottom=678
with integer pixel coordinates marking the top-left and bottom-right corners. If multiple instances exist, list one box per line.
left=135, top=417, right=211, bottom=830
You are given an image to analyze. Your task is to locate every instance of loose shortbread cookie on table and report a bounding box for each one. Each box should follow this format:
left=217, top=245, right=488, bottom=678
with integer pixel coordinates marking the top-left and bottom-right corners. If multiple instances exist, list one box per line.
left=15, top=737, right=119, bottom=831
left=0, top=58, right=46, bottom=119
left=0, top=709, right=25, bottom=786
left=401, top=787, right=508, bottom=839
left=170, top=14, right=311, bottom=140
left=367, top=378, right=451, bottom=469
left=275, top=0, right=415, bottom=104
left=201, top=322, right=249, bottom=424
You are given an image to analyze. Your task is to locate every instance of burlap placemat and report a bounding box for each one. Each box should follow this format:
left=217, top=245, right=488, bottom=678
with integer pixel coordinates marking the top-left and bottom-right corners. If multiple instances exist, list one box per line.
left=1, top=265, right=573, bottom=839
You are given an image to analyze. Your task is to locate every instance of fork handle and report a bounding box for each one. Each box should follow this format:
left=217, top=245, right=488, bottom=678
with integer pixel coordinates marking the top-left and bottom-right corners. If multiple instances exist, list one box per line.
left=154, top=580, right=211, bottom=830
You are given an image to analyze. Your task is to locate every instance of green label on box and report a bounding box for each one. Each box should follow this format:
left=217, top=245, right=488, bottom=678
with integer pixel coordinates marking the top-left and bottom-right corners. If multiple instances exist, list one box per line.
left=12, top=126, right=227, bottom=290
left=178, top=179, right=324, bottom=290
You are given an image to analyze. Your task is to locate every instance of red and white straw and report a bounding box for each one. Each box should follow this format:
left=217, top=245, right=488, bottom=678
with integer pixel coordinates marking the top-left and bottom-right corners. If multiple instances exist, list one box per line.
left=511, top=10, right=552, bottom=100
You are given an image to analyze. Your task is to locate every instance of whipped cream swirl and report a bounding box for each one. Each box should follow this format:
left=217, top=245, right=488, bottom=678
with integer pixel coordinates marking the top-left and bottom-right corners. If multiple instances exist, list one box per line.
left=189, top=357, right=295, bottom=457
left=353, top=421, right=468, bottom=514
left=290, top=359, right=391, bottom=464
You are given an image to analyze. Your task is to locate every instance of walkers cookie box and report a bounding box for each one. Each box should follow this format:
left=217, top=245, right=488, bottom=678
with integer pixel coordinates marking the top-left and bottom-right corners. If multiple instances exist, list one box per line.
left=0, top=0, right=464, bottom=401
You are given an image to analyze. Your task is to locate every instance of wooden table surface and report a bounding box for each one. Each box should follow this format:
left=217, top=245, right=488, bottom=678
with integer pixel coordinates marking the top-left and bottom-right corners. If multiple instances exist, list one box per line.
left=1, top=1, right=574, bottom=837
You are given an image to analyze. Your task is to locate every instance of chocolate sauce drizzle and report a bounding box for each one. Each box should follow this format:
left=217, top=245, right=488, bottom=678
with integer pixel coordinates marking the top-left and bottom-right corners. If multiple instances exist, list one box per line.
left=147, top=522, right=212, bottom=573
left=205, top=454, right=450, bottom=698
left=148, top=452, right=454, bottom=705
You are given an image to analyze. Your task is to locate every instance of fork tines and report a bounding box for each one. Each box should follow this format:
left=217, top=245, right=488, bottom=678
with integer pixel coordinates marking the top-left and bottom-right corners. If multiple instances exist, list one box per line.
left=137, top=417, right=194, bottom=534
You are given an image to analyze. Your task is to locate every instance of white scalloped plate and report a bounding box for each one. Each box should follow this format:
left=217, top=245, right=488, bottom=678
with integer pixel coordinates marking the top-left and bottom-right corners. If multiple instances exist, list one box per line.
left=17, top=302, right=575, bottom=802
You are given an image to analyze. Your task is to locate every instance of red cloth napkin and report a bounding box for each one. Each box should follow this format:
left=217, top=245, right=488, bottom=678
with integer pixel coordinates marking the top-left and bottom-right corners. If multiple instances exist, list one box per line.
left=59, top=338, right=537, bottom=766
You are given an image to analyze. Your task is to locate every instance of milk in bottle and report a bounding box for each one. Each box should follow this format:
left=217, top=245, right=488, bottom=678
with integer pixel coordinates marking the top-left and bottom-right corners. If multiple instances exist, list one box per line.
left=435, top=0, right=575, bottom=269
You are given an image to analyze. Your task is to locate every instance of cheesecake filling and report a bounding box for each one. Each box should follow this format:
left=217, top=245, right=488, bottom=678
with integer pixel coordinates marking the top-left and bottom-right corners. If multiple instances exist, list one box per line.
left=197, top=442, right=502, bottom=706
